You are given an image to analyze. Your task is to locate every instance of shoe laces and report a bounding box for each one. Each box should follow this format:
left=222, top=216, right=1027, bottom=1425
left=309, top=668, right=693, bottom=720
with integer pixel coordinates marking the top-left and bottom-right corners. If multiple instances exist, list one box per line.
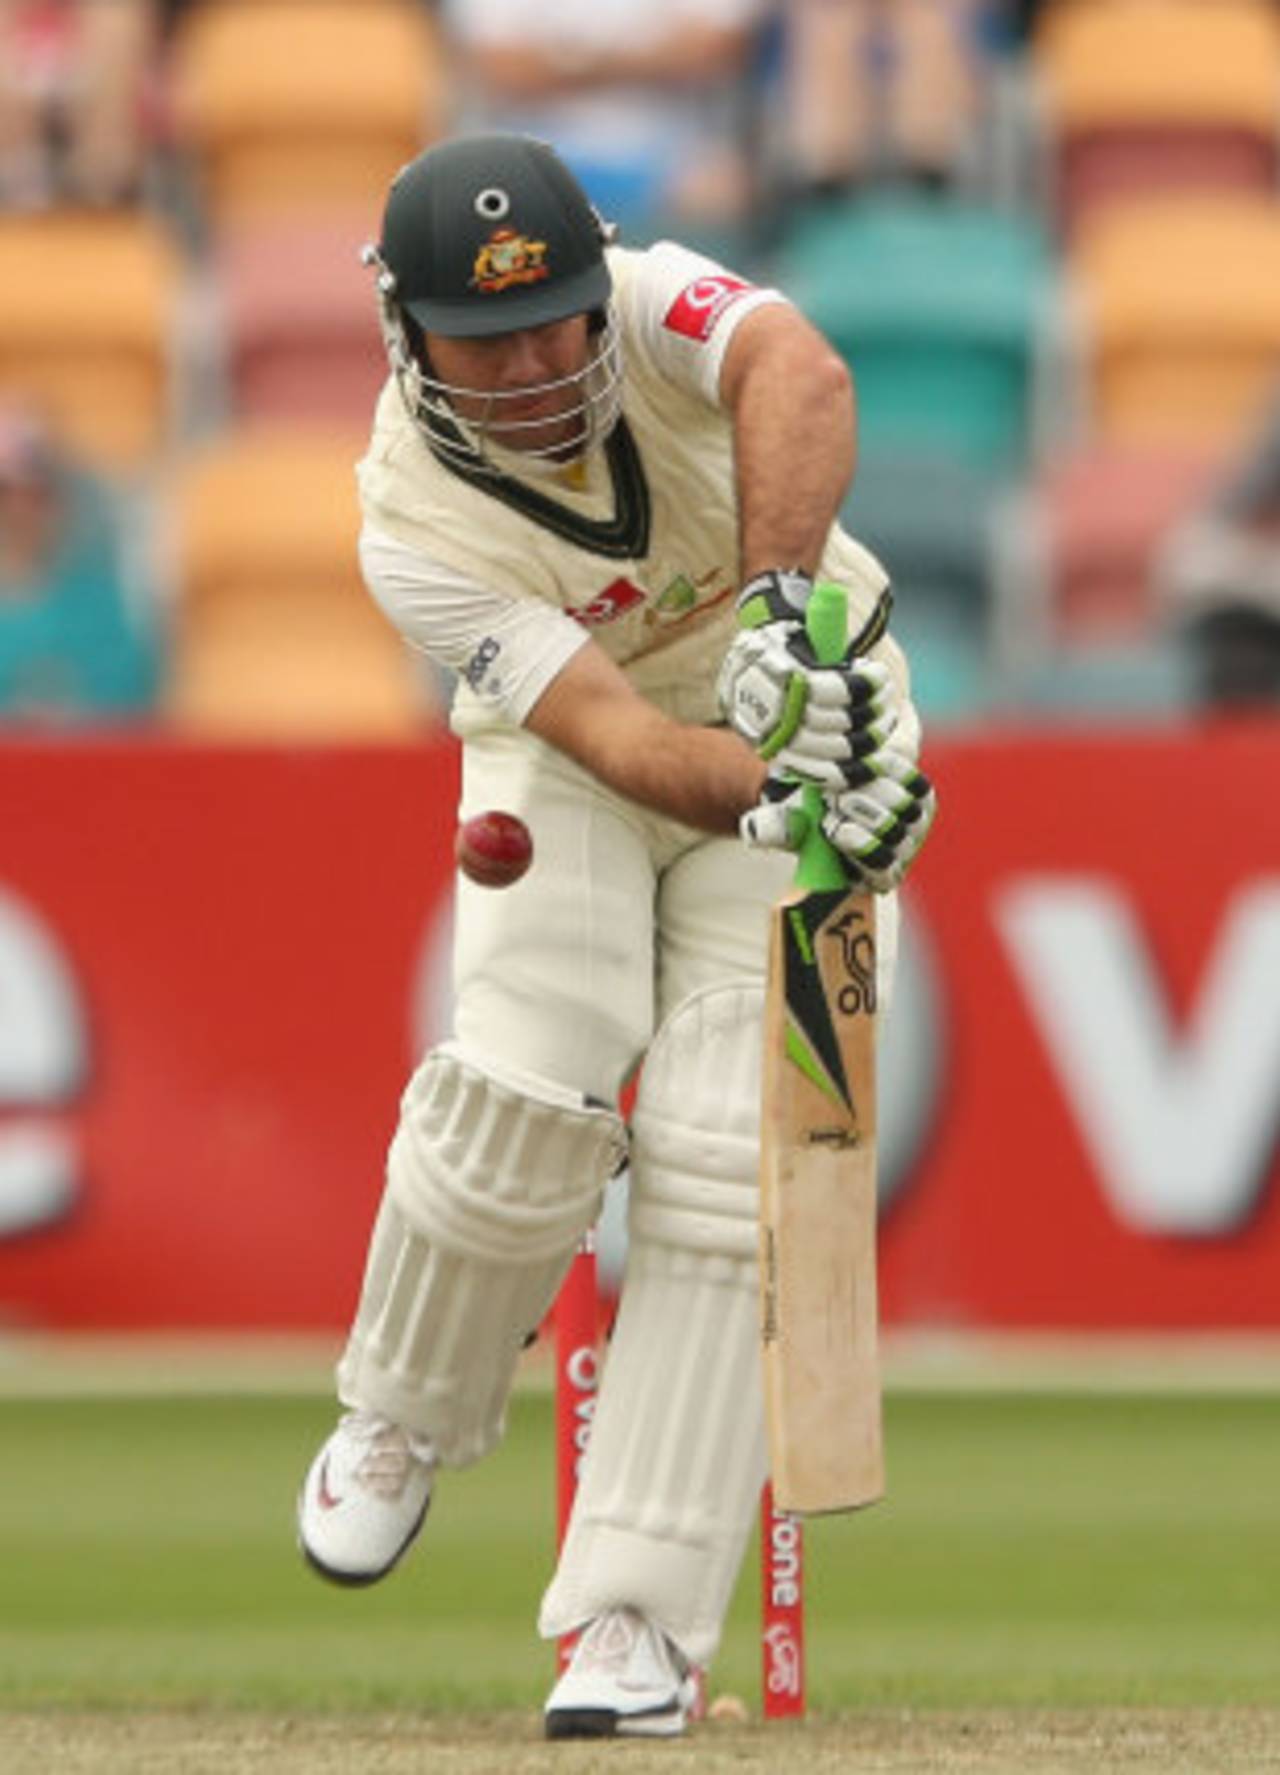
left=339, top=1410, right=435, bottom=1500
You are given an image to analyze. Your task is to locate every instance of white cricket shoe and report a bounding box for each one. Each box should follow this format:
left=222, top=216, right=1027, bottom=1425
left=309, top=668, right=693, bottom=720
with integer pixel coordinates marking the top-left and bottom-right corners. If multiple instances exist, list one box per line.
left=297, top=1410, right=435, bottom=1586
left=544, top=1607, right=697, bottom=1739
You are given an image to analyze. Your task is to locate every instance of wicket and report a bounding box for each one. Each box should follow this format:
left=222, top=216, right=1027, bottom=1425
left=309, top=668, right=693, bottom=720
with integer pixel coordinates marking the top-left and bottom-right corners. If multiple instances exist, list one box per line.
left=553, top=1242, right=807, bottom=1718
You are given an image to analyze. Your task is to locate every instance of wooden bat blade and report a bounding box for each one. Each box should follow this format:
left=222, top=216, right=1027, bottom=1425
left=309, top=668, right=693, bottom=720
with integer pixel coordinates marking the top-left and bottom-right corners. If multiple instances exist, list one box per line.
left=760, top=880, right=883, bottom=1515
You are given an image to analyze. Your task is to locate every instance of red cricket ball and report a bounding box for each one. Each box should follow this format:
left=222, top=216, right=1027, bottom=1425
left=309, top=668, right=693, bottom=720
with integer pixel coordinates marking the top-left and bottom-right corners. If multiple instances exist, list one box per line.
left=455, top=809, right=534, bottom=889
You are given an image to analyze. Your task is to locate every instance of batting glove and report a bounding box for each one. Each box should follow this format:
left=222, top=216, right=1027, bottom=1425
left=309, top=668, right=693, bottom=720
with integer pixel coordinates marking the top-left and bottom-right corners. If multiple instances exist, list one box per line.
left=733, top=568, right=893, bottom=653
left=742, top=751, right=938, bottom=894
left=733, top=567, right=815, bottom=632
left=718, top=619, right=907, bottom=785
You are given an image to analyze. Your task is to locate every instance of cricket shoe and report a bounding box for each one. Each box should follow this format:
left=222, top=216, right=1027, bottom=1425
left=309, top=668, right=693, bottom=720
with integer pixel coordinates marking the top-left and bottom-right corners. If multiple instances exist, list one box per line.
left=297, top=1410, right=435, bottom=1586
left=544, top=1607, right=697, bottom=1739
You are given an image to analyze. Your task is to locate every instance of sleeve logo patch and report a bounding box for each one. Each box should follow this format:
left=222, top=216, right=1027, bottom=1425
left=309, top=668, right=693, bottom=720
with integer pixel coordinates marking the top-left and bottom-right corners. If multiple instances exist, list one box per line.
left=463, top=635, right=503, bottom=694
left=663, top=274, right=753, bottom=342
left=564, top=578, right=646, bottom=627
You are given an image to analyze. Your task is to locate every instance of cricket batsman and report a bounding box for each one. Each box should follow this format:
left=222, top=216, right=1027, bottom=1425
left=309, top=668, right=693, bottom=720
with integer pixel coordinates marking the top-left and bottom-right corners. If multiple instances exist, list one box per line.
left=295, top=131, right=936, bottom=1738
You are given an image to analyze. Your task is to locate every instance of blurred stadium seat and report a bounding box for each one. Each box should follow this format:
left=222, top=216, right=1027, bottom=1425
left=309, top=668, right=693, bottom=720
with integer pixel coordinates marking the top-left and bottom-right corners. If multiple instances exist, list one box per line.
left=995, top=444, right=1221, bottom=651
left=215, top=214, right=385, bottom=425
left=1069, top=194, right=1280, bottom=452
left=170, top=0, right=444, bottom=228
left=1032, top=0, right=1280, bottom=238
left=776, top=194, right=1054, bottom=471
left=843, top=450, right=1002, bottom=721
left=0, top=209, right=179, bottom=475
left=989, top=444, right=1222, bottom=713
left=992, top=641, right=1192, bottom=717
left=168, top=427, right=432, bottom=739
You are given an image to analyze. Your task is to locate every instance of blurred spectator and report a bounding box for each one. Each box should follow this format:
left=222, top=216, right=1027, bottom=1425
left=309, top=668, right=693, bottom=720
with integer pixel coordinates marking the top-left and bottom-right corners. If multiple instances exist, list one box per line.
left=779, top=0, right=992, bottom=200
left=0, top=404, right=161, bottom=722
left=0, top=0, right=160, bottom=208
left=441, top=0, right=768, bottom=238
left=1157, top=396, right=1280, bottom=711
left=993, top=0, right=1049, bottom=44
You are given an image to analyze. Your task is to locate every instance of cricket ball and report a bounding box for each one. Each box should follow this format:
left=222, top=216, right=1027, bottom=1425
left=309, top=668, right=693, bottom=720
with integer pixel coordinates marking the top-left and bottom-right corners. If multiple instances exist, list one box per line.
left=455, top=809, right=533, bottom=889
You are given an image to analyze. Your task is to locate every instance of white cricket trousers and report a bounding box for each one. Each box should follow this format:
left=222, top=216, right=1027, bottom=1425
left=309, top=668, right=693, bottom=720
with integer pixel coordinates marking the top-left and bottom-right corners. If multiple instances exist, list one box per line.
left=452, top=725, right=796, bottom=1090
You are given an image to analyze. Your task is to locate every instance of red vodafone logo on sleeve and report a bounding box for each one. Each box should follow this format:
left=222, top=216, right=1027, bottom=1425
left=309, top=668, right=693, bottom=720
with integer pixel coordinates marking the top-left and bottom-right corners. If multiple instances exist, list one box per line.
left=663, top=274, right=754, bottom=343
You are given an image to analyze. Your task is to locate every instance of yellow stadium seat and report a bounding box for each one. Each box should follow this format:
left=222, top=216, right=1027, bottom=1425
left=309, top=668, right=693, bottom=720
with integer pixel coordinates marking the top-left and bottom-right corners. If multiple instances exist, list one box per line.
left=170, top=0, right=444, bottom=228
left=1034, top=0, right=1280, bottom=237
left=1072, top=195, right=1280, bottom=451
left=168, top=427, right=434, bottom=739
left=0, top=210, right=178, bottom=474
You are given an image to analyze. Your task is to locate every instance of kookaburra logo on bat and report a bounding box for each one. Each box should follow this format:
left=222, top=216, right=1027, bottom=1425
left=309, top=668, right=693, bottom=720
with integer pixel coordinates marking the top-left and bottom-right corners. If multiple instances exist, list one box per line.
left=829, top=907, right=877, bottom=1016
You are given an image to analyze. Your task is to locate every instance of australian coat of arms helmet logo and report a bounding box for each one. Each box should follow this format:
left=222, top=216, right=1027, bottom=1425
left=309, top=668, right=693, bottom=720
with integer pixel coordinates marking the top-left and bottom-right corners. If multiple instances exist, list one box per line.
left=471, top=227, right=550, bottom=295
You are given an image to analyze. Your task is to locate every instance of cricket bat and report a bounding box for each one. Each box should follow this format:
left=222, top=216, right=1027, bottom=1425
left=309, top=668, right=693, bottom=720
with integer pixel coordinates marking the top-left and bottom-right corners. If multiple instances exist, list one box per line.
left=757, top=580, right=884, bottom=1515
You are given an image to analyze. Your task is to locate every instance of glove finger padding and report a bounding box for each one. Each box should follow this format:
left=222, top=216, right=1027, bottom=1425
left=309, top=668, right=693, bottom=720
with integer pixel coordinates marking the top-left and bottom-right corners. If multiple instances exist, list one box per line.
left=739, top=773, right=807, bottom=851
left=718, top=627, right=904, bottom=783
left=821, top=765, right=938, bottom=893
left=834, top=742, right=925, bottom=792
left=741, top=761, right=938, bottom=895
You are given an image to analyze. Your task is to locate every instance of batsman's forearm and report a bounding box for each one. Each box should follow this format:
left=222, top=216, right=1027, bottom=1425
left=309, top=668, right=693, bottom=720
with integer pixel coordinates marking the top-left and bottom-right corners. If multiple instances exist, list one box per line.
left=730, top=322, right=856, bottom=581
left=595, top=719, right=767, bottom=836
left=526, top=642, right=767, bottom=834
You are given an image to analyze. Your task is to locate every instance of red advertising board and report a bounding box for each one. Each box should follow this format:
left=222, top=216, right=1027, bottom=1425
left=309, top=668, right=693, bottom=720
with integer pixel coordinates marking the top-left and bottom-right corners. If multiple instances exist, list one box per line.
left=883, top=718, right=1280, bottom=1329
left=0, top=739, right=460, bottom=1329
left=0, top=722, right=1276, bottom=1331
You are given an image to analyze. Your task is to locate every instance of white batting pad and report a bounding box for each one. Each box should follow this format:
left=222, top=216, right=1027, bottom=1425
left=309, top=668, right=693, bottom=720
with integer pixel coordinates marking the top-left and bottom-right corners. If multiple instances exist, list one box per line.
left=540, top=982, right=768, bottom=1666
left=338, top=1042, right=625, bottom=1465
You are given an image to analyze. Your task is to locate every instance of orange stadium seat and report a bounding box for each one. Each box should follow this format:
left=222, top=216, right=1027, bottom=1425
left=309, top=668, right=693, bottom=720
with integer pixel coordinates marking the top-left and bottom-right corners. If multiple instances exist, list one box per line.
left=170, top=0, right=444, bottom=228
left=216, top=213, right=386, bottom=425
left=1070, top=195, right=1280, bottom=452
left=0, top=210, right=178, bottom=474
left=169, top=427, right=433, bottom=739
left=1033, top=0, right=1280, bottom=238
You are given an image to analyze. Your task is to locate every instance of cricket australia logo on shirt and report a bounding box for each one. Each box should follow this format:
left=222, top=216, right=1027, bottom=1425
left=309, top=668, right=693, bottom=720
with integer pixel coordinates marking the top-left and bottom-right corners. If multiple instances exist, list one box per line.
left=643, top=568, right=733, bottom=631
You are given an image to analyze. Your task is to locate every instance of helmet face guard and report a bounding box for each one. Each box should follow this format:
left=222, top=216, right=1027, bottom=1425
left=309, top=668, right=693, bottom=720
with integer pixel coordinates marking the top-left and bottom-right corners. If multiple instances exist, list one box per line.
left=366, top=134, right=623, bottom=471
left=367, top=250, right=623, bottom=469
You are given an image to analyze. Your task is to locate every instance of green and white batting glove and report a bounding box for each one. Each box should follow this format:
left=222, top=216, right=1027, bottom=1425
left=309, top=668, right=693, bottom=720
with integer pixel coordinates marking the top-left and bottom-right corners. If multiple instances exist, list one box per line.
left=718, top=610, right=905, bottom=784
left=733, top=566, right=816, bottom=633
left=742, top=750, right=938, bottom=894
left=732, top=567, right=893, bottom=651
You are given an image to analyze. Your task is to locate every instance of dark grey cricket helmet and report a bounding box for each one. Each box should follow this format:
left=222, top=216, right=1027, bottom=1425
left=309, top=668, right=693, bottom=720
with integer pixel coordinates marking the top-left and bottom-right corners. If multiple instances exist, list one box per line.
left=365, top=133, right=624, bottom=467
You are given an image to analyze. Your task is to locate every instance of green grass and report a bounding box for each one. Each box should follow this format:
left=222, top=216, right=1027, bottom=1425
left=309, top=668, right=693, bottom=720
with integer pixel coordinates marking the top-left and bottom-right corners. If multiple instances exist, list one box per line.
left=1, top=1391, right=1277, bottom=1713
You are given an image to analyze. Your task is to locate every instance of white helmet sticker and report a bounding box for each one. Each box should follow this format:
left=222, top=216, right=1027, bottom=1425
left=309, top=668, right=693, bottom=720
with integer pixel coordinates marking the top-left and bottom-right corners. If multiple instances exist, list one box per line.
left=474, top=186, right=512, bottom=221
